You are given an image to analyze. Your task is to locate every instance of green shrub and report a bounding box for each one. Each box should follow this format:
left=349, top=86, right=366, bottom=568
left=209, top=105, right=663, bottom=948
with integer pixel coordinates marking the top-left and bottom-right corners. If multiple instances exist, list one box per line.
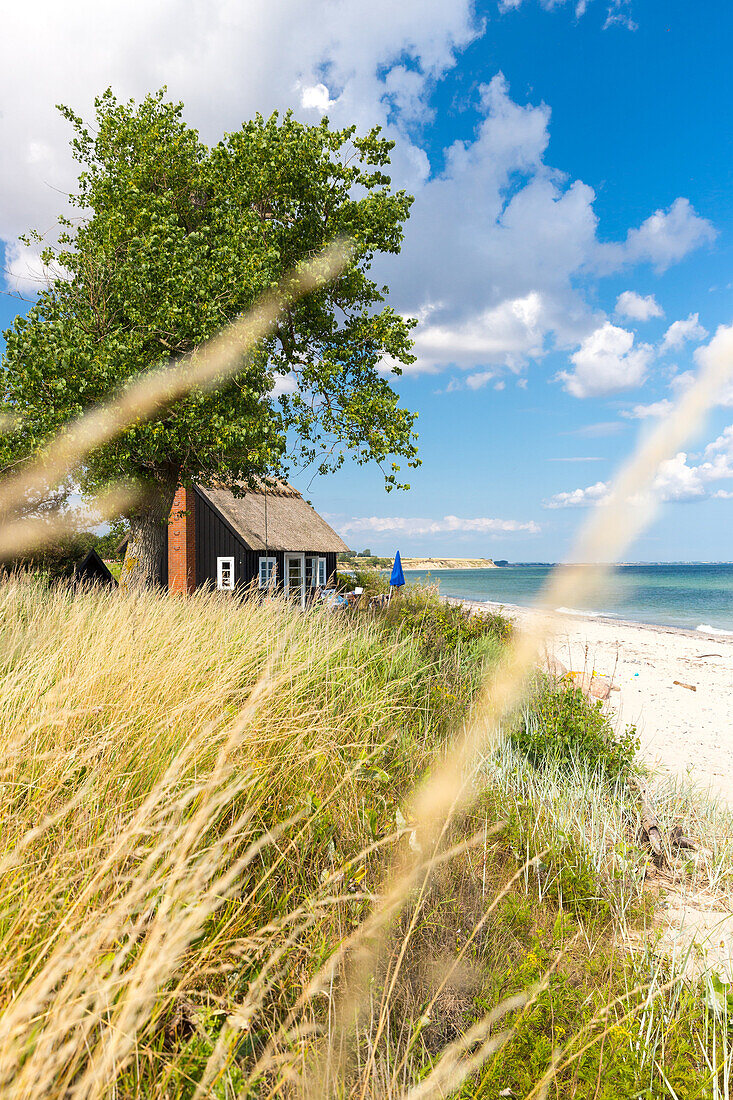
left=379, top=582, right=511, bottom=662
left=512, top=676, right=639, bottom=781
left=335, top=567, right=389, bottom=595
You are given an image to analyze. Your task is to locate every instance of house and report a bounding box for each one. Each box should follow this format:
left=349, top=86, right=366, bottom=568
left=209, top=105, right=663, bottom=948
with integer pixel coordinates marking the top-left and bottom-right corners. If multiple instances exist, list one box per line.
left=123, top=482, right=348, bottom=606
left=73, top=549, right=116, bottom=587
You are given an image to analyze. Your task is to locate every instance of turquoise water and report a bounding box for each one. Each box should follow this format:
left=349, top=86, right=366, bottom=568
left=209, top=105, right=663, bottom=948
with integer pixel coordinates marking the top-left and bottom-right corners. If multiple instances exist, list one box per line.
left=401, top=564, right=733, bottom=634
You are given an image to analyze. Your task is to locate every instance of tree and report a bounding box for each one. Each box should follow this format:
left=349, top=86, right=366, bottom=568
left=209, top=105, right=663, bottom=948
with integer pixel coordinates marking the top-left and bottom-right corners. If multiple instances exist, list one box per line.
left=1, top=90, right=419, bottom=588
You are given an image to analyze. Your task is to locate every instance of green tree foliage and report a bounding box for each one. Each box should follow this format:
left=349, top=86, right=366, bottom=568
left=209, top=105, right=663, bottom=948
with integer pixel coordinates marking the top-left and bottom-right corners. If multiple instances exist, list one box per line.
left=1, top=90, right=418, bottom=586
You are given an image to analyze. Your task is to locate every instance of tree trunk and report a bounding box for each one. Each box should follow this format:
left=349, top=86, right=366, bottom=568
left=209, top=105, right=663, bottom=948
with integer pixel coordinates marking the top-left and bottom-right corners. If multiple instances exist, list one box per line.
left=119, top=484, right=177, bottom=592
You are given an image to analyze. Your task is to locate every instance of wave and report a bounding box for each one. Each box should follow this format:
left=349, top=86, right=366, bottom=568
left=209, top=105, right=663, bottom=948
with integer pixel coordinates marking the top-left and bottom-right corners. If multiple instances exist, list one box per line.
left=554, top=607, right=619, bottom=620
left=696, top=623, right=733, bottom=636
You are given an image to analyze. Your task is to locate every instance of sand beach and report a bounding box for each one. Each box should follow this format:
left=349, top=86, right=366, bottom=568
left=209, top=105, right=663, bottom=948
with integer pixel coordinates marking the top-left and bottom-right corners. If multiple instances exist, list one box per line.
left=453, top=598, right=733, bottom=807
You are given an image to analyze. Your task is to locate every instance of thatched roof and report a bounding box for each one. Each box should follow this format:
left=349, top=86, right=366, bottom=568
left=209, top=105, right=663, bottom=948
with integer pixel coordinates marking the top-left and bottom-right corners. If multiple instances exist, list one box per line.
left=197, top=482, right=348, bottom=553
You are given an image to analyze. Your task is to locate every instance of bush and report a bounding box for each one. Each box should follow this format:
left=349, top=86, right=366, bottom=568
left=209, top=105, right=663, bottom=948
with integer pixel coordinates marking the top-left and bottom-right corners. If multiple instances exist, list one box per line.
left=380, top=582, right=511, bottom=662
left=512, top=676, right=639, bottom=781
left=336, top=567, right=389, bottom=595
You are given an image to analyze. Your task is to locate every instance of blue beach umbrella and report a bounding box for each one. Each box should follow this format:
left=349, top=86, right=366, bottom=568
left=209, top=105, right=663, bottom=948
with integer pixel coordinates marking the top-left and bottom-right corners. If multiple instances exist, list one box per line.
left=390, top=550, right=405, bottom=589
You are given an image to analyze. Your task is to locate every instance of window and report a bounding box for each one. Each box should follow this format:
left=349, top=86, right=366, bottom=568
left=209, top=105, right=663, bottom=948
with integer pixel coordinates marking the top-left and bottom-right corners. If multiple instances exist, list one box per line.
left=284, top=553, right=306, bottom=608
left=259, top=556, right=276, bottom=588
left=217, top=556, right=234, bottom=591
left=306, top=557, right=326, bottom=588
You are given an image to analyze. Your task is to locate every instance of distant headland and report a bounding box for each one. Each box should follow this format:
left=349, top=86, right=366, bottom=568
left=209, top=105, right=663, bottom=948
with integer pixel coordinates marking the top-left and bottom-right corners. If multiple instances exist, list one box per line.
left=401, top=557, right=498, bottom=570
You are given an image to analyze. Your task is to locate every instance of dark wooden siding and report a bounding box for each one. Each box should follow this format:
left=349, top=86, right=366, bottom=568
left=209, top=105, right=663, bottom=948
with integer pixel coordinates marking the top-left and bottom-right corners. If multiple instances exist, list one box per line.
left=192, top=488, right=341, bottom=594
left=195, top=488, right=259, bottom=589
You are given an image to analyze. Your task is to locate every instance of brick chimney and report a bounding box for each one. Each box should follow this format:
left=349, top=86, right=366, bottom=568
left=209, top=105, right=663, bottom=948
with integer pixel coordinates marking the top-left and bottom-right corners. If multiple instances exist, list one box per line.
left=168, top=486, right=196, bottom=594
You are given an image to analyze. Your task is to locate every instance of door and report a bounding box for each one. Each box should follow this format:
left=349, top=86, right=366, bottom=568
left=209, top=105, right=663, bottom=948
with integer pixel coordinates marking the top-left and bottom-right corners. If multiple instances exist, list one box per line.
left=284, top=553, right=306, bottom=609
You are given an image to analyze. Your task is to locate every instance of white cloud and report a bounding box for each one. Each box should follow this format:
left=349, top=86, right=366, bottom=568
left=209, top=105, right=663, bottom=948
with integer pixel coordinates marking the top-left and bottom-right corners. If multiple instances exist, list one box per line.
left=0, top=5, right=715, bottom=400
left=544, top=480, right=609, bottom=508
left=615, top=290, right=663, bottom=321
left=557, top=322, right=652, bottom=398
left=299, top=83, right=334, bottom=112
left=704, top=426, right=733, bottom=458
left=498, top=0, right=637, bottom=27
left=661, top=312, right=708, bottom=352
left=621, top=399, right=673, bottom=419
left=466, top=370, right=496, bottom=390
left=565, top=420, right=626, bottom=437
left=546, top=428, right=733, bottom=509
left=603, top=0, right=637, bottom=30
left=596, top=198, right=716, bottom=274
left=270, top=374, right=299, bottom=397
left=0, top=1, right=479, bottom=253
left=3, top=240, right=56, bottom=296
left=333, top=514, right=540, bottom=536
left=651, top=452, right=707, bottom=501
left=666, top=327, right=733, bottom=408
left=406, top=290, right=548, bottom=374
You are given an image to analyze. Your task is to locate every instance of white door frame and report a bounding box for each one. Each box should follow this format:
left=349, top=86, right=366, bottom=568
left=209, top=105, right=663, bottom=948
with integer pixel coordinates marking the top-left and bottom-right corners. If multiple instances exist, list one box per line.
left=284, top=552, right=306, bottom=609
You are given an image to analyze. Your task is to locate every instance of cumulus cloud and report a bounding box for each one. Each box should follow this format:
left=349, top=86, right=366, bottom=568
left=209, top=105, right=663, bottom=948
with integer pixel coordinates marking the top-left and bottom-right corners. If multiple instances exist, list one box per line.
left=406, top=290, right=548, bottom=374
left=299, top=83, right=334, bottom=112
left=544, top=481, right=609, bottom=509
left=0, top=4, right=715, bottom=397
left=0, top=0, right=479, bottom=251
left=383, top=72, right=713, bottom=382
left=333, top=514, right=540, bottom=536
left=556, top=322, right=652, bottom=398
left=615, top=290, right=663, bottom=321
left=661, top=312, right=708, bottom=352
left=546, top=429, right=733, bottom=508
left=621, top=399, right=673, bottom=419
left=2, top=241, right=54, bottom=297
left=466, top=370, right=497, bottom=390
left=596, top=198, right=716, bottom=274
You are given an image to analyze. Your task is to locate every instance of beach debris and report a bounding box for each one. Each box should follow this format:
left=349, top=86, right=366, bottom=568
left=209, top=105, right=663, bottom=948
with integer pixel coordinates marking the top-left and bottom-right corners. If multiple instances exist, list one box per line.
left=673, top=680, right=697, bottom=691
left=566, top=669, right=612, bottom=701
left=695, top=653, right=722, bottom=658
left=638, top=782, right=663, bottom=860
left=670, top=824, right=697, bottom=851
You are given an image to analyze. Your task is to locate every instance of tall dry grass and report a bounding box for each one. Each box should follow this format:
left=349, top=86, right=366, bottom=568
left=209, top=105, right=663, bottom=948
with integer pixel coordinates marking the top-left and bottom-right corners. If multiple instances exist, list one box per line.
left=1, top=240, right=732, bottom=1095
left=0, top=578, right=731, bottom=1098
left=0, top=579, right=463, bottom=1097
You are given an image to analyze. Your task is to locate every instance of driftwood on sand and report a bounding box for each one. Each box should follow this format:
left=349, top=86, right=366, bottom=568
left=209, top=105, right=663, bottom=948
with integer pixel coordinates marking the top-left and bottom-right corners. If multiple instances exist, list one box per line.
left=636, top=782, right=697, bottom=861
left=638, top=781, right=663, bottom=858
left=673, top=680, right=697, bottom=691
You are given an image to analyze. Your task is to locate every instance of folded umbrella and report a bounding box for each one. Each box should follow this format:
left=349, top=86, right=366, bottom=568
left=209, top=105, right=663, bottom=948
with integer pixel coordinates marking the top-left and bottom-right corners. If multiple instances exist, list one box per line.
left=390, top=550, right=405, bottom=588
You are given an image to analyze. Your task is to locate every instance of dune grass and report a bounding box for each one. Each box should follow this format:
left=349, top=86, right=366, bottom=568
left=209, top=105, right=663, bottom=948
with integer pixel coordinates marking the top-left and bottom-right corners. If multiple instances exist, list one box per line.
left=0, top=578, right=731, bottom=1097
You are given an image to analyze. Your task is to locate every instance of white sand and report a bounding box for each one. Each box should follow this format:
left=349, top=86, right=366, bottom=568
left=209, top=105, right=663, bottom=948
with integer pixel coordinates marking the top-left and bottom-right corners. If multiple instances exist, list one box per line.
left=453, top=598, right=733, bottom=807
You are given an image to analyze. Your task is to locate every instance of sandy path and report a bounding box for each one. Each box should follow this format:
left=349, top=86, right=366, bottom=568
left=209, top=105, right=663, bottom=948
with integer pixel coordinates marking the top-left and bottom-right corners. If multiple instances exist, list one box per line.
left=453, top=599, right=733, bottom=806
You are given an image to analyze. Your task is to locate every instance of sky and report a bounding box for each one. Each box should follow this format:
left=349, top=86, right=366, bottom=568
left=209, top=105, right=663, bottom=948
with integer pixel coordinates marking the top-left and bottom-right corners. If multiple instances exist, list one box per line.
left=1, top=0, right=732, bottom=561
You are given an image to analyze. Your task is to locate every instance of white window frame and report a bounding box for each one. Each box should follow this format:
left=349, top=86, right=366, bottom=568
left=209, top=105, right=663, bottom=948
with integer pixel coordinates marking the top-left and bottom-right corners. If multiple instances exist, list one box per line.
left=317, top=557, right=327, bottom=587
left=284, top=552, right=306, bottom=609
left=217, top=556, right=235, bottom=591
left=258, top=556, right=276, bottom=589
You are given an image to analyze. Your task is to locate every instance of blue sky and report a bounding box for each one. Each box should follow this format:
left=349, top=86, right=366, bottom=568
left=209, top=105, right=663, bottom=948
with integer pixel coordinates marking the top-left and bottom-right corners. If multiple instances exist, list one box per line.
left=1, top=0, right=732, bottom=560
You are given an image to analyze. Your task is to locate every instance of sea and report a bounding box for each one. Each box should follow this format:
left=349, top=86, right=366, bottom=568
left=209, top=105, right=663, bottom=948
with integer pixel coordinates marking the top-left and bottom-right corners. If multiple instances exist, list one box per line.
left=401, top=563, right=733, bottom=635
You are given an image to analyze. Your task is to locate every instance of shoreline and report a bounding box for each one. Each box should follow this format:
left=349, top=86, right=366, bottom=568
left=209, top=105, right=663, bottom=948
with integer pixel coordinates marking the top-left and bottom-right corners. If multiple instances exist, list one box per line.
left=446, top=596, right=733, bottom=642
left=448, top=595, right=733, bottom=807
